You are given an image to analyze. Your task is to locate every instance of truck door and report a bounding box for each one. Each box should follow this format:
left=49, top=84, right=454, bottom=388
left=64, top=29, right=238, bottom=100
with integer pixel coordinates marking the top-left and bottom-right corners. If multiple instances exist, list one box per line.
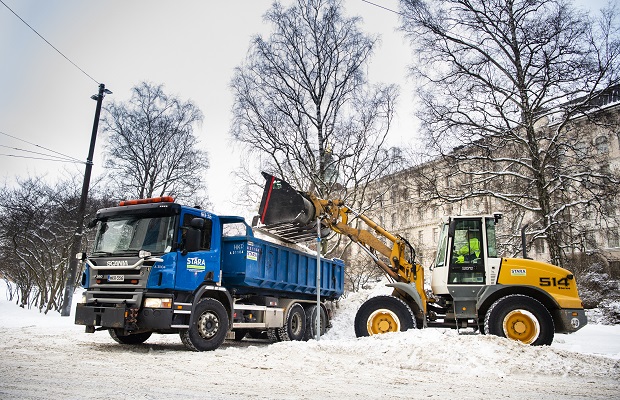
left=175, top=213, right=221, bottom=291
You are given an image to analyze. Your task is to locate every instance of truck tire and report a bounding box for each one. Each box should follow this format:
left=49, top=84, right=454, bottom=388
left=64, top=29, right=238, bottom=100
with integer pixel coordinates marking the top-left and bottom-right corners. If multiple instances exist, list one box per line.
left=108, top=329, right=152, bottom=345
left=354, top=295, right=416, bottom=337
left=181, top=298, right=229, bottom=351
left=278, top=303, right=306, bottom=341
left=484, top=294, right=554, bottom=346
left=303, top=304, right=327, bottom=340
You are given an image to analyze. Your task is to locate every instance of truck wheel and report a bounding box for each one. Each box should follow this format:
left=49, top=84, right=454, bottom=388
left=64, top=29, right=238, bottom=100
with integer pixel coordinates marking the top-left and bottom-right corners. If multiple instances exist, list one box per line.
left=181, top=298, right=229, bottom=351
left=354, top=295, right=416, bottom=337
left=108, top=329, right=152, bottom=345
left=303, top=305, right=327, bottom=340
left=484, top=294, right=554, bottom=346
left=278, top=303, right=306, bottom=341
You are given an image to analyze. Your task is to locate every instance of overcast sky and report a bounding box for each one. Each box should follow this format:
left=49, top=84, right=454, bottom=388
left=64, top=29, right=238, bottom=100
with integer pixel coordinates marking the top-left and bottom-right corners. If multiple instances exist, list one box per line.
left=0, top=0, right=606, bottom=217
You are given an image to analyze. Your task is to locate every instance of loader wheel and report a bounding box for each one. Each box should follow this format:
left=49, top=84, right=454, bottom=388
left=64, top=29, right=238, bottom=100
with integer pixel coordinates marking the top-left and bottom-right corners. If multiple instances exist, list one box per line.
left=181, top=298, right=229, bottom=351
left=484, top=294, right=554, bottom=346
left=109, top=329, right=152, bottom=345
left=303, top=304, right=327, bottom=340
left=278, top=303, right=306, bottom=341
left=354, top=295, right=416, bottom=337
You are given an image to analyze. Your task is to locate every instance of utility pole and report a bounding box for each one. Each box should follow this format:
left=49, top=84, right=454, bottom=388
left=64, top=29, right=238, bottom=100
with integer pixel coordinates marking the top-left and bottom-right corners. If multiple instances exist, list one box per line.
left=60, top=83, right=111, bottom=316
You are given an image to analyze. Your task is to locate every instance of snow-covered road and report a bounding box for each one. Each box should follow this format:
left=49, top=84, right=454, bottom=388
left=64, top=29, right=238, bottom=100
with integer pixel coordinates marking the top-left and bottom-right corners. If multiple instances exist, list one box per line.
left=1, top=288, right=619, bottom=400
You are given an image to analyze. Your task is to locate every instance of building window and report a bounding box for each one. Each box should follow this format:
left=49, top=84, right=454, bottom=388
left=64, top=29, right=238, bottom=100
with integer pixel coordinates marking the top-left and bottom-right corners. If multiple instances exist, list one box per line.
left=608, top=229, right=620, bottom=248
left=595, top=136, right=609, bottom=154
left=418, top=230, right=424, bottom=244
left=575, top=141, right=588, bottom=157
left=402, top=209, right=410, bottom=226
left=534, top=238, right=545, bottom=254
left=433, top=228, right=438, bottom=243
left=585, top=231, right=597, bottom=249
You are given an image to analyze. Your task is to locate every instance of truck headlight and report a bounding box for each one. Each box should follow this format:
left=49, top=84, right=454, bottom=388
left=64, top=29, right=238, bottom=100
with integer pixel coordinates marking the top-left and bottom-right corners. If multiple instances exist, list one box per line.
left=144, top=297, right=172, bottom=308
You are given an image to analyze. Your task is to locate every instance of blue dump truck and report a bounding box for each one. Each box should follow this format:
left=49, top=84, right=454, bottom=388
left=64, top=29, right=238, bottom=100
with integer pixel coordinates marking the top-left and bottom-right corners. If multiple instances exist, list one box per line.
left=74, top=196, right=344, bottom=351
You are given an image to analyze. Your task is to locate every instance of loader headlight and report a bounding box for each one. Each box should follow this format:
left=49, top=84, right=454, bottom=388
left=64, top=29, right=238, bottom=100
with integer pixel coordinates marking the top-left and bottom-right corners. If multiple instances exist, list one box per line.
left=144, top=297, right=172, bottom=308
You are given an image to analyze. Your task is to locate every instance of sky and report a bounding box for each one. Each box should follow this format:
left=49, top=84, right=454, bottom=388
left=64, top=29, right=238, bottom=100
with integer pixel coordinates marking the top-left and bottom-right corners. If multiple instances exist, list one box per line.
left=0, top=0, right=607, bottom=218
left=0, top=0, right=414, bottom=217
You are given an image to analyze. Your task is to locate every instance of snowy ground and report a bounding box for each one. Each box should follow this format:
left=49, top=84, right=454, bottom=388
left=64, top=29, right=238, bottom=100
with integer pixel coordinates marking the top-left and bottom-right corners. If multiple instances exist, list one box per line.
left=1, top=282, right=619, bottom=399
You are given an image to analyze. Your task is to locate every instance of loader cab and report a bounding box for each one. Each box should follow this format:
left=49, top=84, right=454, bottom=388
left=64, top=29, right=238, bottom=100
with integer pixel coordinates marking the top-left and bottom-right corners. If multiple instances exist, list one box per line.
left=431, top=215, right=501, bottom=295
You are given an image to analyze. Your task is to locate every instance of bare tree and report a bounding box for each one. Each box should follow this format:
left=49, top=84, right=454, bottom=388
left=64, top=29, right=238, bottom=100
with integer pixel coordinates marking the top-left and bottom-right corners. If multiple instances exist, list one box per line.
left=230, top=0, right=400, bottom=222
left=400, top=0, right=620, bottom=266
left=0, top=176, right=111, bottom=313
left=103, top=82, right=209, bottom=203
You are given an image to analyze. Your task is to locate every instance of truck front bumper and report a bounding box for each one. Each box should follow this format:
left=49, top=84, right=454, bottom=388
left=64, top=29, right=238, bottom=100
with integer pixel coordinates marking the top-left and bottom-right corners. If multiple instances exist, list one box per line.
left=75, top=303, right=132, bottom=330
left=75, top=303, right=175, bottom=333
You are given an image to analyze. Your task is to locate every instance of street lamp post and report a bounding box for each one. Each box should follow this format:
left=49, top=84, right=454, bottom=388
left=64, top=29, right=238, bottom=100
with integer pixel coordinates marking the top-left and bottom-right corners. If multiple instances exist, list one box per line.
left=60, top=83, right=111, bottom=316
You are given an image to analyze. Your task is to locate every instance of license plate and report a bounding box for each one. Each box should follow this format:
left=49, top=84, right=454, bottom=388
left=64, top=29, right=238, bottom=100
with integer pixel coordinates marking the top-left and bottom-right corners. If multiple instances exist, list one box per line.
left=108, top=275, right=124, bottom=282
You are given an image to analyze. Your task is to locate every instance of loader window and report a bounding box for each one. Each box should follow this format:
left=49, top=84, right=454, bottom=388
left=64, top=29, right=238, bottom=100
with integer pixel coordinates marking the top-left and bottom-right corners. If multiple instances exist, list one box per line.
left=485, top=218, right=497, bottom=258
left=434, top=224, right=449, bottom=268
left=448, top=219, right=485, bottom=284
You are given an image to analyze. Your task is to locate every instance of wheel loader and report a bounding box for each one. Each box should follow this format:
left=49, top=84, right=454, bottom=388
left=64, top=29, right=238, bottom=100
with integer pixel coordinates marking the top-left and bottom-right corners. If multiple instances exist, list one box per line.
left=256, top=172, right=587, bottom=345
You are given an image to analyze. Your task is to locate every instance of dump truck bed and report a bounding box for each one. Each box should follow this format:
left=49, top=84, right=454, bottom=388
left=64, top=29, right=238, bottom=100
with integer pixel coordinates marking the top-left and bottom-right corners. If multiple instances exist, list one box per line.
left=221, top=236, right=344, bottom=300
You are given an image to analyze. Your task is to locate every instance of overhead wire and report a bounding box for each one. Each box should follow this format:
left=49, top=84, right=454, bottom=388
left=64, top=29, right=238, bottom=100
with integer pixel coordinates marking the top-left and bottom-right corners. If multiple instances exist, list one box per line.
left=360, top=0, right=403, bottom=15
left=0, top=131, right=84, bottom=164
left=0, top=0, right=100, bottom=85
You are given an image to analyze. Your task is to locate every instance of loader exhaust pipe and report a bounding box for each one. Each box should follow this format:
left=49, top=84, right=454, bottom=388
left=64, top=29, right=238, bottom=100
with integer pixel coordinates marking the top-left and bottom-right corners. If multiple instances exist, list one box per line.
left=521, top=224, right=531, bottom=259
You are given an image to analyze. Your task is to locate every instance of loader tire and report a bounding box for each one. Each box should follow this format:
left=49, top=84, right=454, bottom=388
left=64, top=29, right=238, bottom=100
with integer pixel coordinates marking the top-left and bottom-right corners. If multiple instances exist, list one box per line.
left=109, top=329, right=152, bottom=345
left=181, top=298, right=229, bottom=351
left=278, top=303, right=306, bottom=341
left=354, top=295, right=416, bottom=337
left=303, top=304, right=327, bottom=341
left=484, top=294, right=554, bottom=346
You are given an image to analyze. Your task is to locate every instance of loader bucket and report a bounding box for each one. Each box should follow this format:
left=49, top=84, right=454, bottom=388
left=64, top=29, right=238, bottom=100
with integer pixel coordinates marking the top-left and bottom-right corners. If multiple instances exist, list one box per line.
left=257, top=172, right=326, bottom=243
left=259, top=172, right=316, bottom=226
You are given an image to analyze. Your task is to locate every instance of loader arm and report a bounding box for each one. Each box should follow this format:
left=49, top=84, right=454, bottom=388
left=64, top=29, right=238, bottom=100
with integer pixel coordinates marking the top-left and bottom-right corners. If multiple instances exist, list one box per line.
left=258, top=173, right=427, bottom=309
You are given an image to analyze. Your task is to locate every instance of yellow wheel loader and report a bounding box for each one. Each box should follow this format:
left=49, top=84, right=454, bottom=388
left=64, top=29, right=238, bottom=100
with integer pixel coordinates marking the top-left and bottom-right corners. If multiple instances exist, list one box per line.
left=257, top=173, right=587, bottom=345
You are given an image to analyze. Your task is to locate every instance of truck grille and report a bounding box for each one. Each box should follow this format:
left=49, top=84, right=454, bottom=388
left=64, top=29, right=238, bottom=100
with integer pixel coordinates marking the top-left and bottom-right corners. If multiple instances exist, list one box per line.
left=86, top=267, right=150, bottom=306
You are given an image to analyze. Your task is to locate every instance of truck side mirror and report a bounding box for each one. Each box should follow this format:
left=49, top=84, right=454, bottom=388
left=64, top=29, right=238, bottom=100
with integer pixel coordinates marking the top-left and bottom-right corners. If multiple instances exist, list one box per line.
left=190, top=218, right=205, bottom=229
left=185, top=229, right=201, bottom=253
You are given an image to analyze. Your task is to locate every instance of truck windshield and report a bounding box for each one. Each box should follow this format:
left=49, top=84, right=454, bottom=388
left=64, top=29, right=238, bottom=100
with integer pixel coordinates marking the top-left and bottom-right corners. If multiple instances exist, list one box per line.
left=93, top=215, right=176, bottom=255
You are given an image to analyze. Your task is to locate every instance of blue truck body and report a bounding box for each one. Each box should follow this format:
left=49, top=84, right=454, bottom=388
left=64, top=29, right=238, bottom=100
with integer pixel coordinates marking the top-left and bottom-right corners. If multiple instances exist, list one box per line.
left=75, top=198, right=344, bottom=351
